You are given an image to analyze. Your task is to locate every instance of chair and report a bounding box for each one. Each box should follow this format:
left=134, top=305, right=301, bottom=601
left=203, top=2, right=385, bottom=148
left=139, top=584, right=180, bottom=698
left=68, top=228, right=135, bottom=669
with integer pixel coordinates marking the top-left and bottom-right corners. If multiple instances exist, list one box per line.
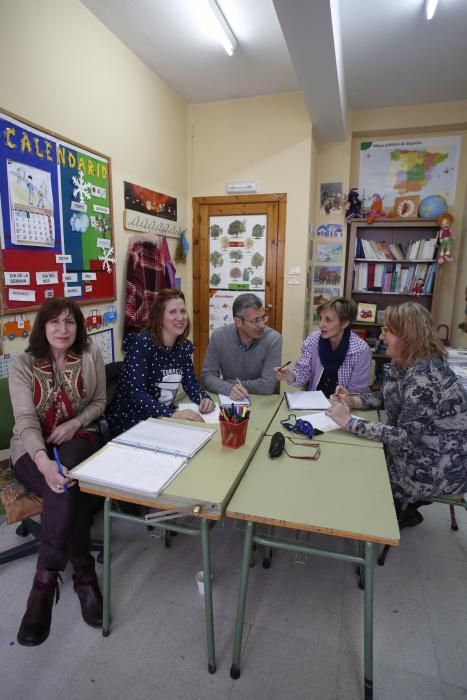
left=377, top=494, right=467, bottom=566
left=0, top=363, right=123, bottom=566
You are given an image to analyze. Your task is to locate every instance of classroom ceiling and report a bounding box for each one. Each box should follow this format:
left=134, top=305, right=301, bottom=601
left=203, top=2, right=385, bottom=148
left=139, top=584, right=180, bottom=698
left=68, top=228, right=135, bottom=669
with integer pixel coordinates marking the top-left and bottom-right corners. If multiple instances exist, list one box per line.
left=81, top=0, right=467, bottom=142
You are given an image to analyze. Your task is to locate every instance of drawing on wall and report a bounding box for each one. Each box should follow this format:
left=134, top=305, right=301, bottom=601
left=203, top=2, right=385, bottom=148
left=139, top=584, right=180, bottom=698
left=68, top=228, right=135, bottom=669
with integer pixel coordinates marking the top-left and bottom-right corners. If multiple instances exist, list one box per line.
left=124, top=181, right=177, bottom=221
left=89, top=327, right=115, bottom=365
left=316, top=223, right=344, bottom=238
left=316, top=243, right=343, bottom=263
left=209, top=214, right=266, bottom=291
left=359, top=135, right=461, bottom=206
left=313, top=265, right=342, bottom=286
left=0, top=110, right=115, bottom=313
left=208, top=289, right=265, bottom=334
left=320, top=182, right=344, bottom=215
left=312, top=286, right=341, bottom=322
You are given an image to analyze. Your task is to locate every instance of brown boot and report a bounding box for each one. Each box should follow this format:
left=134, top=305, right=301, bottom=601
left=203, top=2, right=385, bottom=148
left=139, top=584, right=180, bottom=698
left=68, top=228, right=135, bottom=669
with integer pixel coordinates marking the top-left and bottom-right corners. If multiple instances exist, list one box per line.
left=17, top=570, right=61, bottom=646
left=73, top=568, right=103, bottom=628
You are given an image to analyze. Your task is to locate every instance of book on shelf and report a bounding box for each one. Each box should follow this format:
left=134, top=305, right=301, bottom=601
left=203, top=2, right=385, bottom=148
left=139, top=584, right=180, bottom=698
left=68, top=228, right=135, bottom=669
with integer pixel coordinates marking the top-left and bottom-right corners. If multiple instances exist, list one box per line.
left=69, top=418, right=216, bottom=496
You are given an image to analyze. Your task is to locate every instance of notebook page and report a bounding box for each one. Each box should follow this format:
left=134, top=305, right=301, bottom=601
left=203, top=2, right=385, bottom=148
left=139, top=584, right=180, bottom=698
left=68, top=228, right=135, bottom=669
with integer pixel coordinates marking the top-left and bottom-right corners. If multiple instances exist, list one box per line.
left=178, top=402, right=221, bottom=424
left=285, top=391, right=331, bottom=410
left=113, top=418, right=215, bottom=457
left=71, top=444, right=187, bottom=496
left=218, top=393, right=250, bottom=406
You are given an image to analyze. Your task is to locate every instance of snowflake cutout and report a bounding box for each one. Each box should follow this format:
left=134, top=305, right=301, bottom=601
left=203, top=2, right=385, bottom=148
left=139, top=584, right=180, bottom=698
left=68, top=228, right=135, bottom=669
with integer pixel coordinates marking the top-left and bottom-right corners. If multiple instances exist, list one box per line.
left=98, top=246, right=116, bottom=273
left=72, top=171, right=92, bottom=204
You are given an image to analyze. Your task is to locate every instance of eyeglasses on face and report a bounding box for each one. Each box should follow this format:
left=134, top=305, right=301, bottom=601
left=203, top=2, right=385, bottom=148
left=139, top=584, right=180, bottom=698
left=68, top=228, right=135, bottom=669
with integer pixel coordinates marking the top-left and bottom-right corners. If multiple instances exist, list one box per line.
left=237, top=314, right=269, bottom=326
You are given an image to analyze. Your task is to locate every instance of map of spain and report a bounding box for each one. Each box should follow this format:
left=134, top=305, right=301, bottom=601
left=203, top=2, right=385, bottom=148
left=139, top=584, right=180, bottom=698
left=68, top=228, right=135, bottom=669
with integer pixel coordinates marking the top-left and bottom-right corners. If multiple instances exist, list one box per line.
left=359, top=135, right=460, bottom=205
left=391, top=148, right=448, bottom=193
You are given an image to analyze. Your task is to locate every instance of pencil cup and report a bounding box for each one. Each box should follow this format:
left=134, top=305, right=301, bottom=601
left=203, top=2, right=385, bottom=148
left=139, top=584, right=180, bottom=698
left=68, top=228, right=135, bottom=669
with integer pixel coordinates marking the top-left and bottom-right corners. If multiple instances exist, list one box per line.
left=219, top=418, right=249, bottom=449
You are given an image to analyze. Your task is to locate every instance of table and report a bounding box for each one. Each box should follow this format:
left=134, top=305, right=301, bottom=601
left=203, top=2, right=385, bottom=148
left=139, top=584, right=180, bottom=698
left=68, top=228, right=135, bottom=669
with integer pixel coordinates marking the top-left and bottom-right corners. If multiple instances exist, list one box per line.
left=226, top=436, right=399, bottom=699
left=267, top=399, right=383, bottom=448
left=78, top=394, right=282, bottom=674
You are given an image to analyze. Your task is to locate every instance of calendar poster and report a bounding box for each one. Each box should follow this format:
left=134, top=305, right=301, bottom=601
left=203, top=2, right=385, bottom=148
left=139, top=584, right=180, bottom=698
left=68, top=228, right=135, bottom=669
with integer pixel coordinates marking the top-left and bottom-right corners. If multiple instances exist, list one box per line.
left=0, top=108, right=116, bottom=313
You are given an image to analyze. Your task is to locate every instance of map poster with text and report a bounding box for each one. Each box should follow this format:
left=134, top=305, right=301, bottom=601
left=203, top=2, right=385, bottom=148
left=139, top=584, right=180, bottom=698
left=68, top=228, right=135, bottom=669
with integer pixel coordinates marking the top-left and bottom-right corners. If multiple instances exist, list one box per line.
left=359, top=135, right=461, bottom=207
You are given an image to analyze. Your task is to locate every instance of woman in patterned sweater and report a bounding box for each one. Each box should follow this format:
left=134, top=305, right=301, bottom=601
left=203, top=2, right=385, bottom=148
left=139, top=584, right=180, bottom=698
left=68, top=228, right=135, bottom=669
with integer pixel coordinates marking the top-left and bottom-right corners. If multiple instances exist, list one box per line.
left=275, top=297, right=371, bottom=397
left=106, top=289, right=214, bottom=437
left=327, top=302, right=467, bottom=528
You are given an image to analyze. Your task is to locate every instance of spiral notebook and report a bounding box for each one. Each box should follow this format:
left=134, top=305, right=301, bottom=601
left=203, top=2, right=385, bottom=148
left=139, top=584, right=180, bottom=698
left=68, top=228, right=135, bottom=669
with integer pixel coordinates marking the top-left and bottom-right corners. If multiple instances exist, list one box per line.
left=70, top=418, right=215, bottom=496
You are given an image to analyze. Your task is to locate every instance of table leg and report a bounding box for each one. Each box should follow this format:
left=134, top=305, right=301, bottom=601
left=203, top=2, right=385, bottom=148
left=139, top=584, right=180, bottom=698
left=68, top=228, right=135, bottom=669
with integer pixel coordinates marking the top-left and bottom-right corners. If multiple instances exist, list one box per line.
left=200, top=518, right=216, bottom=674
left=230, top=520, right=255, bottom=679
left=363, top=541, right=374, bottom=700
left=102, top=496, right=112, bottom=637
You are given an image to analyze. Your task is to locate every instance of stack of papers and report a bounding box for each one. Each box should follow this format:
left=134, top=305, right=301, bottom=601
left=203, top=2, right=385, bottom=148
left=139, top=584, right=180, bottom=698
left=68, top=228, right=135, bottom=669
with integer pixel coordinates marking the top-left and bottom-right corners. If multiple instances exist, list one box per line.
left=178, top=402, right=221, bottom=424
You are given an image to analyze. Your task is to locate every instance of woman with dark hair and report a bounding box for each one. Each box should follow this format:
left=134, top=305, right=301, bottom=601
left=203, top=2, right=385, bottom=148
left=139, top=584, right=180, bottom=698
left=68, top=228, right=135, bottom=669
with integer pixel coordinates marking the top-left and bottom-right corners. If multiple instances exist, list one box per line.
left=326, top=302, right=467, bottom=527
left=9, top=298, right=106, bottom=646
left=106, top=289, right=214, bottom=437
left=274, top=296, right=371, bottom=396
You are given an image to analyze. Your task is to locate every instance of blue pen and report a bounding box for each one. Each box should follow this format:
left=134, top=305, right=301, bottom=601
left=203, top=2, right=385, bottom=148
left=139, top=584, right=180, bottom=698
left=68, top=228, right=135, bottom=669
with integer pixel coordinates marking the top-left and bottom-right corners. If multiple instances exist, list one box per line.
left=53, top=447, right=68, bottom=493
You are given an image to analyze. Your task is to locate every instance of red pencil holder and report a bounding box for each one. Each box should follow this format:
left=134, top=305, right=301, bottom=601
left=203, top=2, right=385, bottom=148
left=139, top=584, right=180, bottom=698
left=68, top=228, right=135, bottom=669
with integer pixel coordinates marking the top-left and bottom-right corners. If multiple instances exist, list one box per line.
left=219, top=419, right=249, bottom=449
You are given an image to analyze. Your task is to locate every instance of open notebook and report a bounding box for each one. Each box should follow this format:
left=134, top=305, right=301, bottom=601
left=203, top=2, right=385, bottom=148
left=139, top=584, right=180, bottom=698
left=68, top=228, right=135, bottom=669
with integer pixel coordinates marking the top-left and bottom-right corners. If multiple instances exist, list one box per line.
left=285, top=391, right=330, bottom=410
left=70, top=418, right=215, bottom=497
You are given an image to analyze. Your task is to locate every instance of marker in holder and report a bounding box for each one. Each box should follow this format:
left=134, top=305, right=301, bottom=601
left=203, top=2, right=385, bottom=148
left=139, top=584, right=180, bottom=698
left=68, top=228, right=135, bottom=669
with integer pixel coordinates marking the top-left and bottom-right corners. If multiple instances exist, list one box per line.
left=219, top=405, right=250, bottom=449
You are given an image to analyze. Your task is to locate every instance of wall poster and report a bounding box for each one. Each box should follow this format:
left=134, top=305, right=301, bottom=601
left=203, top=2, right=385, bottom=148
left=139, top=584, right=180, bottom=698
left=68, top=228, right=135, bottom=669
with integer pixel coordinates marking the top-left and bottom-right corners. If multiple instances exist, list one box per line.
left=208, top=214, right=267, bottom=333
left=0, top=109, right=116, bottom=313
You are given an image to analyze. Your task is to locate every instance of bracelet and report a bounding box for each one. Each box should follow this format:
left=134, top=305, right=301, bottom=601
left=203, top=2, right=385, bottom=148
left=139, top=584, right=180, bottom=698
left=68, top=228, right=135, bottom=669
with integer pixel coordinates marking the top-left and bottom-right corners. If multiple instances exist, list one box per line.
left=346, top=417, right=357, bottom=433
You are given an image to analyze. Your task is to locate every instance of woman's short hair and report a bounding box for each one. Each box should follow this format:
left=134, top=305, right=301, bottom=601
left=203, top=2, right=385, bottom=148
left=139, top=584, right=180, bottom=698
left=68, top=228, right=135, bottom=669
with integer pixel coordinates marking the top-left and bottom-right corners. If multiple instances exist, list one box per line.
left=27, top=298, right=89, bottom=358
left=317, top=296, right=357, bottom=324
left=147, top=288, right=190, bottom=347
left=384, top=302, right=446, bottom=365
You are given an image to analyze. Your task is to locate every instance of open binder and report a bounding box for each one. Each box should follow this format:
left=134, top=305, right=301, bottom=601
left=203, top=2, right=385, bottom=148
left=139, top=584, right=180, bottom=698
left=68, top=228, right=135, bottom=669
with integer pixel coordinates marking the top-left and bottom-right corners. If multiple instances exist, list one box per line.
left=70, top=418, right=215, bottom=497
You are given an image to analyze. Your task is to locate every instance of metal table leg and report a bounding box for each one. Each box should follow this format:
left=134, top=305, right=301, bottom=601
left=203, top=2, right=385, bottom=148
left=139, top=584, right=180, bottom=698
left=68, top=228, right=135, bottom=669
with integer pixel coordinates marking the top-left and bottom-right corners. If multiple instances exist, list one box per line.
left=230, top=521, right=255, bottom=679
left=102, top=496, right=112, bottom=637
left=363, top=541, right=374, bottom=700
left=200, top=518, right=216, bottom=674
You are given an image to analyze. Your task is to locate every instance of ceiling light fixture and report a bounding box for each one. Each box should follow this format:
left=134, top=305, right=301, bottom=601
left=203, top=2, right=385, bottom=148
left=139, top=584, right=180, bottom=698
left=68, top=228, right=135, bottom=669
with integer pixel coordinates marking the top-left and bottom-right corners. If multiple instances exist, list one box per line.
left=425, top=0, right=439, bottom=20
left=203, top=0, right=237, bottom=56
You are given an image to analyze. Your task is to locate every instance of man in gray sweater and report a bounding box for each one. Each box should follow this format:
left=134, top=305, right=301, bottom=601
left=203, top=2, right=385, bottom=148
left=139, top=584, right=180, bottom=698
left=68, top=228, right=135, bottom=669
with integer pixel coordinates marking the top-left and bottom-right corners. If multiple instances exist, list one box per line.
left=201, top=293, right=282, bottom=400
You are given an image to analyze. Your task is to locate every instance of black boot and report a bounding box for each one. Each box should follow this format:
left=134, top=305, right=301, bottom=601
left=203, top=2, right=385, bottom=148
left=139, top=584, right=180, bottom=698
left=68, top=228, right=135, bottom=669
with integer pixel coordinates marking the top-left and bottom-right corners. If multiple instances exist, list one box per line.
left=73, top=563, right=103, bottom=628
left=398, top=505, right=424, bottom=529
left=17, top=570, right=61, bottom=646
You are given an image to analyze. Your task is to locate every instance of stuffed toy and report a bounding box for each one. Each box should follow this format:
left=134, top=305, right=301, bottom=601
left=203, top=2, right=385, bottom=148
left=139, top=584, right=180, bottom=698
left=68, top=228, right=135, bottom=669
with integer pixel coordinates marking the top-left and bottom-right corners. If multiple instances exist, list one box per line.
left=344, top=188, right=362, bottom=220
left=367, top=193, right=386, bottom=224
left=437, top=212, right=454, bottom=263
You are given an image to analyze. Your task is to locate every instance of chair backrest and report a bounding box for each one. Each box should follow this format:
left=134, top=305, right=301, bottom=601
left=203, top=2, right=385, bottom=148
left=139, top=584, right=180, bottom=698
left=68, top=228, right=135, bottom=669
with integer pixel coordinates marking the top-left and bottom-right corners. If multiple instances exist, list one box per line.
left=105, top=361, right=123, bottom=404
left=0, top=378, right=14, bottom=452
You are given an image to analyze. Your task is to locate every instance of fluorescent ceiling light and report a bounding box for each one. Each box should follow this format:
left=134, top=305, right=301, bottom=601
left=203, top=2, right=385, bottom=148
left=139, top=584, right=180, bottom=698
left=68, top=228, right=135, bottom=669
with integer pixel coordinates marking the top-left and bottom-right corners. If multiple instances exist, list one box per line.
left=425, top=0, right=439, bottom=20
left=203, top=0, right=237, bottom=56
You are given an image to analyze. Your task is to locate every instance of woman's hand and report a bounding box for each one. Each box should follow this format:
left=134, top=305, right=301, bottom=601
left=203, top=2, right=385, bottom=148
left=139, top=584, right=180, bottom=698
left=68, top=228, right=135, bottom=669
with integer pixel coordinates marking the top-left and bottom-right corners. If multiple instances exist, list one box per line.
left=46, top=417, right=82, bottom=445
left=171, top=409, right=205, bottom=422
left=330, top=385, right=363, bottom=410
left=273, top=366, right=295, bottom=383
left=35, top=450, right=76, bottom=493
left=325, top=402, right=351, bottom=429
left=199, top=398, right=215, bottom=414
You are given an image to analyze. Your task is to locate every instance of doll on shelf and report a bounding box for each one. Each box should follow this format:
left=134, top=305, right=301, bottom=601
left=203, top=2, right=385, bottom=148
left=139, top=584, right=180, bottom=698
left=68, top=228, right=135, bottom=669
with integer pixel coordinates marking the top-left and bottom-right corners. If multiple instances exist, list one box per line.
left=344, top=188, right=362, bottom=221
left=437, top=212, right=454, bottom=263
left=412, top=277, right=424, bottom=296
left=367, top=193, right=386, bottom=224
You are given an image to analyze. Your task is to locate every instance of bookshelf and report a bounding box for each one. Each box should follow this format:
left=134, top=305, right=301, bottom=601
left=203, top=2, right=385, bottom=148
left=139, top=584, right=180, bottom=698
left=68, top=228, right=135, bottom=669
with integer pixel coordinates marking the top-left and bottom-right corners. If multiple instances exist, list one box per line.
left=344, top=218, right=440, bottom=376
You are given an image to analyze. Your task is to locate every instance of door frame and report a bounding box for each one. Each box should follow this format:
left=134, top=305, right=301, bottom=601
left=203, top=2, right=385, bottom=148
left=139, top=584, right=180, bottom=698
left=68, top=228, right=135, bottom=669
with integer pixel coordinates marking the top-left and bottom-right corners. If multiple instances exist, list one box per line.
left=192, top=194, right=287, bottom=374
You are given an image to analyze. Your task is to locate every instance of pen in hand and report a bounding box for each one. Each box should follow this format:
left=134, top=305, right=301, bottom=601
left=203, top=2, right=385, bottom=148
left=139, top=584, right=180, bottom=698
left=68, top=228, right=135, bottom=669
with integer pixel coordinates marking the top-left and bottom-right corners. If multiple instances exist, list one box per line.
left=278, top=361, right=292, bottom=370
left=53, top=447, right=68, bottom=493
left=235, top=378, right=250, bottom=401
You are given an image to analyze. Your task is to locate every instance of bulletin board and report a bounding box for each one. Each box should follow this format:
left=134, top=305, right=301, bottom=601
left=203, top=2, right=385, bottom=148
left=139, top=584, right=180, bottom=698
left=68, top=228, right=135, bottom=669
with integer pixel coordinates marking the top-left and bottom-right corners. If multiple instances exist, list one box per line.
left=0, top=108, right=116, bottom=314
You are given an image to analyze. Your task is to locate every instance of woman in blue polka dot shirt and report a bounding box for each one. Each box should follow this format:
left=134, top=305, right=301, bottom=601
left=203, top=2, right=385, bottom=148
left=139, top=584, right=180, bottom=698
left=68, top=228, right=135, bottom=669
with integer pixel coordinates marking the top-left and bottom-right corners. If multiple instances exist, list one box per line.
left=106, top=289, right=215, bottom=437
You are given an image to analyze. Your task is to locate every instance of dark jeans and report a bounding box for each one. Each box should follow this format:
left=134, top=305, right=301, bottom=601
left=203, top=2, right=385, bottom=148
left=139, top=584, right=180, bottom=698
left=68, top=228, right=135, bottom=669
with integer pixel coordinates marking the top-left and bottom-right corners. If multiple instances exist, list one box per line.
left=13, top=434, right=102, bottom=572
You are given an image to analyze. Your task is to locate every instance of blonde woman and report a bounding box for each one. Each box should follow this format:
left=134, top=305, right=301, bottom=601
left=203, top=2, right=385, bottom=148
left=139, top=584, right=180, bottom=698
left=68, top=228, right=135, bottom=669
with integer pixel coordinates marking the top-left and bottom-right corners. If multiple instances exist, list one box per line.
left=327, top=302, right=467, bottom=528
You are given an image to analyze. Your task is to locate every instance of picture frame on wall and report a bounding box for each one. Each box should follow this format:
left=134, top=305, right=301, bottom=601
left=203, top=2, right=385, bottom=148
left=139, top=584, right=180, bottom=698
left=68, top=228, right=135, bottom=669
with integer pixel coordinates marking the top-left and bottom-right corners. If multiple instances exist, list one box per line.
left=356, top=302, right=377, bottom=323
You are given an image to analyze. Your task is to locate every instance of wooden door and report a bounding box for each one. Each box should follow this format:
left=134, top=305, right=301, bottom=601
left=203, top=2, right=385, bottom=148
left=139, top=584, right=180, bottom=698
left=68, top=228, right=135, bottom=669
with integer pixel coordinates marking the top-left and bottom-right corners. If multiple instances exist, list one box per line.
left=192, top=194, right=286, bottom=374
